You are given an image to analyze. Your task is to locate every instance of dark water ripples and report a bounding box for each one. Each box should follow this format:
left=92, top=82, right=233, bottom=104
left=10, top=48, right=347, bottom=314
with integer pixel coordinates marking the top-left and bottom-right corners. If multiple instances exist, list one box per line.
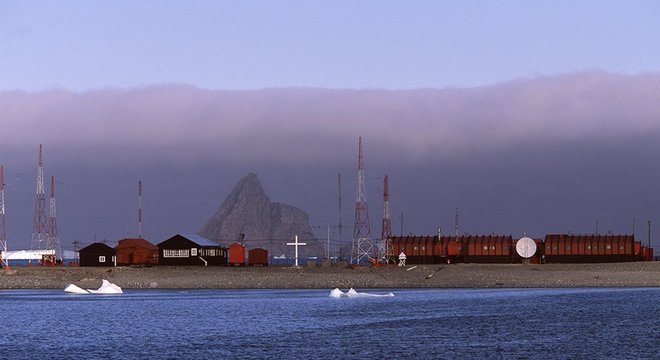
left=0, top=288, right=657, bottom=359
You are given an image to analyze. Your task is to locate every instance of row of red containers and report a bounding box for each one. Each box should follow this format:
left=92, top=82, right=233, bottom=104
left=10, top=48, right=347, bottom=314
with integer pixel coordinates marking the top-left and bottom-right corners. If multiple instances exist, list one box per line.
left=390, top=234, right=654, bottom=264
left=228, top=243, right=269, bottom=266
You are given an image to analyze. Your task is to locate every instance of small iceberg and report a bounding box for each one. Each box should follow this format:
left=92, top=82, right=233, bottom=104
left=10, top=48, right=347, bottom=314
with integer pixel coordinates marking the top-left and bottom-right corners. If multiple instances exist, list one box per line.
left=65, top=280, right=123, bottom=294
left=329, top=288, right=394, bottom=298
left=64, top=283, right=90, bottom=294
left=329, top=288, right=345, bottom=298
left=87, top=279, right=123, bottom=294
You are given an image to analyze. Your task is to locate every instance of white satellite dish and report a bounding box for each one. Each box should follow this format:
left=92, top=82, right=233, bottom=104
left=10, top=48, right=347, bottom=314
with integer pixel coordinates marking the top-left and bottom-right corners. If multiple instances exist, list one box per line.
left=516, top=237, right=536, bottom=258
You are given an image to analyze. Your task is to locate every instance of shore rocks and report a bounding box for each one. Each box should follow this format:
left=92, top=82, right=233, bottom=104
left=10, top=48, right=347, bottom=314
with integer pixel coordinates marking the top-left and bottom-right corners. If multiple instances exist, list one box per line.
left=0, top=262, right=658, bottom=289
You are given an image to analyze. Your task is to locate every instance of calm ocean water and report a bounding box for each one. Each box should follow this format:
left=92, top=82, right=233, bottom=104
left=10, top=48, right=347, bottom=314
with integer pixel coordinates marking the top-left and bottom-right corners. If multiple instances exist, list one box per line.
left=0, top=287, right=657, bottom=359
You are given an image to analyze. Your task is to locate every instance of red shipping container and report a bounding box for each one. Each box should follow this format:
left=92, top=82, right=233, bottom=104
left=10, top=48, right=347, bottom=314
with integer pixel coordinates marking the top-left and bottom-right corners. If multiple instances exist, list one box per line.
left=448, top=240, right=458, bottom=256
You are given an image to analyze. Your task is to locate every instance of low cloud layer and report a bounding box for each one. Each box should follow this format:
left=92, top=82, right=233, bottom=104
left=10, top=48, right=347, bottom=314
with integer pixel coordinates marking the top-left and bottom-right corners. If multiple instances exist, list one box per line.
left=2, top=71, right=659, bottom=166
left=2, top=71, right=660, bottom=250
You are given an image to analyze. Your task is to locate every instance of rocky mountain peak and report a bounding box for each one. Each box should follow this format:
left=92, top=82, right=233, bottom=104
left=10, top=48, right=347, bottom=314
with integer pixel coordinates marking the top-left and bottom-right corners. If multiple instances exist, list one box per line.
left=199, top=173, right=323, bottom=258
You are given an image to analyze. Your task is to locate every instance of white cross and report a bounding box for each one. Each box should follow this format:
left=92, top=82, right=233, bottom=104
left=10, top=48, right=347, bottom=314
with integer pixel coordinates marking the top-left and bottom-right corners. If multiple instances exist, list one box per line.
left=286, top=235, right=307, bottom=267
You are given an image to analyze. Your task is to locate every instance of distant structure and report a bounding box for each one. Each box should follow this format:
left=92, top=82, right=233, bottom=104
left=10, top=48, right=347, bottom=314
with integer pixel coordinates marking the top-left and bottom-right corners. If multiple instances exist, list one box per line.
left=1, top=165, right=8, bottom=268
left=47, top=176, right=61, bottom=261
left=138, top=180, right=143, bottom=239
left=337, top=173, right=343, bottom=258
left=381, top=175, right=394, bottom=265
left=351, top=136, right=373, bottom=264
left=31, top=145, right=48, bottom=253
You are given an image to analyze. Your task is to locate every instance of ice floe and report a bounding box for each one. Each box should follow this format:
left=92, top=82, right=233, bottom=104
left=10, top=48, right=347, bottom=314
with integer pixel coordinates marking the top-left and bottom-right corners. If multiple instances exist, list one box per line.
left=329, top=288, right=394, bottom=298
left=65, top=279, right=123, bottom=294
left=64, top=283, right=89, bottom=294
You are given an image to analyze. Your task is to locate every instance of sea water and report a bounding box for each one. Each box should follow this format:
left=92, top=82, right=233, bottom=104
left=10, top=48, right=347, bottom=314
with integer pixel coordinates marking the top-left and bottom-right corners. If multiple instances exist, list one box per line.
left=0, top=288, right=657, bottom=359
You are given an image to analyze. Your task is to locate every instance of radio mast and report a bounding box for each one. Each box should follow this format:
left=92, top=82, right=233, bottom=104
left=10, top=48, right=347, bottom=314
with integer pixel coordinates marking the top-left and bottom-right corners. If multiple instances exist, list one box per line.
left=351, top=136, right=373, bottom=264
left=138, top=180, right=143, bottom=238
left=1, top=165, right=8, bottom=268
left=47, top=176, right=61, bottom=261
left=32, top=145, right=48, bottom=253
left=381, top=175, right=393, bottom=265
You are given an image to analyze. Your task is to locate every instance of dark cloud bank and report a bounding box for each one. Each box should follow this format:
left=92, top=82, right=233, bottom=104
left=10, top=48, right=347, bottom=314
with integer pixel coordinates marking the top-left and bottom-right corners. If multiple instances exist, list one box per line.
left=1, top=71, right=660, bottom=251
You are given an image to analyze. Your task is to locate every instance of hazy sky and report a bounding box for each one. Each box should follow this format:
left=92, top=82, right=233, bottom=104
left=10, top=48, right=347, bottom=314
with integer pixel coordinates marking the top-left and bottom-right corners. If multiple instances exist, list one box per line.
left=1, top=2, right=660, bottom=253
left=2, top=1, right=660, bottom=90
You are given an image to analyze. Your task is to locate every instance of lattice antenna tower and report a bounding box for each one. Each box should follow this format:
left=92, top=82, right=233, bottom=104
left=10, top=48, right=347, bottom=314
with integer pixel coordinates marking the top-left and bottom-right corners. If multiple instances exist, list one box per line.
left=338, top=173, right=346, bottom=260
left=351, top=136, right=373, bottom=264
left=32, top=144, right=48, bottom=251
left=138, top=180, right=143, bottom=238
left=47, top=176, right=62, bottom=260
left=381, top=175, right=394, bottom=265
left=1, top=165, right=8, bottom=268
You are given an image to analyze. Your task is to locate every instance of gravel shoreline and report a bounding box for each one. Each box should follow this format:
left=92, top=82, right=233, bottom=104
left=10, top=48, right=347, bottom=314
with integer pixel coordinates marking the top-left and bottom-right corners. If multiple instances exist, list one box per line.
left=1, top=262, right=659, bottom=290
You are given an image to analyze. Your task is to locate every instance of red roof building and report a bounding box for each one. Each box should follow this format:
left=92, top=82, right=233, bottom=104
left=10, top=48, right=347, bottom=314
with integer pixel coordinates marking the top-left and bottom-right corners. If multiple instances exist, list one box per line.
left=115, top=238, right=158, bottom=266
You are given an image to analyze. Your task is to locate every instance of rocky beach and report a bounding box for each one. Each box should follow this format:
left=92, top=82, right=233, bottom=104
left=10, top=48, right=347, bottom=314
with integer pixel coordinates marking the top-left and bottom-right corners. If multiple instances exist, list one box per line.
left=1, top=262, right=658, bottom=289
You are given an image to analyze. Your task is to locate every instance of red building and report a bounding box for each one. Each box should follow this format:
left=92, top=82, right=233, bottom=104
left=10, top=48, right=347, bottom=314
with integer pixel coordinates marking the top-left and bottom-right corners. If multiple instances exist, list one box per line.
left=229, top=242, right=246, bottom=266
left=115, top=238, right=158, bottom=266
left=248, top=248, right=268, bottom=266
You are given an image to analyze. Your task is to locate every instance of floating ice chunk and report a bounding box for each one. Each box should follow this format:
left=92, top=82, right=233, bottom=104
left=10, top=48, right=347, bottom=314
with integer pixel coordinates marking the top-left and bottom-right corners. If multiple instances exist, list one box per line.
left=329, top=288, right=345, bottom=298
left=87, top=279, right=123, bottom=294
left=329, top=287, right=394, bottom=298
left=64, top=284, right=89, bottom=294
left=346, top=288, right=359, bottom=297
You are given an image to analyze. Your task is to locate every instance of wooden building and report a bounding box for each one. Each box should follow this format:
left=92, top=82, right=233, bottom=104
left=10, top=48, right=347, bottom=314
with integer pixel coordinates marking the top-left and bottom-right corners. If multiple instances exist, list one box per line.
left=229, top=242, right=246, bottom=266
left=79, top=242, right=116, bottom=267
left=248, top=248, right=268, bottom=266
left=115, top=238, right=159, bottom=266
left=157, top=234, right=227, bottom=266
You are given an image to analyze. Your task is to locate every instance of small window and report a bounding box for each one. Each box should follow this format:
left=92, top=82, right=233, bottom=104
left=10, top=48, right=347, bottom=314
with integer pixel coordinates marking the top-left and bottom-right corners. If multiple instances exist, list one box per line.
left=99, top=256, right=106, bottom=263
left=191, top=248, right=198, bottom=256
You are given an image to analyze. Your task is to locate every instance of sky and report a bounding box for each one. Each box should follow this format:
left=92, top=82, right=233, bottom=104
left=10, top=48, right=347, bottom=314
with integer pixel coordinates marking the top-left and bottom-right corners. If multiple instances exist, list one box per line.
left=1, top=1, right=660, bottom=253
left=2, top=1, right=660, bottom=90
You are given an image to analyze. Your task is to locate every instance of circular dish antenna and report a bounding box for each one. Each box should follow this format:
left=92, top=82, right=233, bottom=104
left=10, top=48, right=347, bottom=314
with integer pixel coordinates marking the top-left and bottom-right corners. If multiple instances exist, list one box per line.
left=516, top=237, right=536, bottom=258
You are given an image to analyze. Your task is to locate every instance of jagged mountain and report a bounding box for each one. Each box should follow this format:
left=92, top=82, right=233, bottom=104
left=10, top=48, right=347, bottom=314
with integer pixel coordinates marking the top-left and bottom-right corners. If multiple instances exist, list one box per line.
left=199, top=173, right=323, bottom=258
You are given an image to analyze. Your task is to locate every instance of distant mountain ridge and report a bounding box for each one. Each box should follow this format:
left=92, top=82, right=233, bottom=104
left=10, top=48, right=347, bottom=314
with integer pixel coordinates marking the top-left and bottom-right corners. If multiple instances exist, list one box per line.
left=199, top=173, right=323, bottom=258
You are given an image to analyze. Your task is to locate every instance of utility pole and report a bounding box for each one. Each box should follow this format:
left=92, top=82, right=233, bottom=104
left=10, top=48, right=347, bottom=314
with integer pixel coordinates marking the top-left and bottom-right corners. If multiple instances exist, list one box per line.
left=72, top=240, right=79, bottom=264
left=454, top=208, right=459, bottom=237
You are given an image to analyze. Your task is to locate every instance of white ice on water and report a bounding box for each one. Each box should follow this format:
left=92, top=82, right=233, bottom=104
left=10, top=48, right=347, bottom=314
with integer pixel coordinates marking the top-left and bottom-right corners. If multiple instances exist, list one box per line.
left=64, top=279, right=123, bottom=294
left=329, top=288, right=394, bottom=298
left=64, top=283, right=89, bottom=294
left=87, top=279, right=123, bottom=294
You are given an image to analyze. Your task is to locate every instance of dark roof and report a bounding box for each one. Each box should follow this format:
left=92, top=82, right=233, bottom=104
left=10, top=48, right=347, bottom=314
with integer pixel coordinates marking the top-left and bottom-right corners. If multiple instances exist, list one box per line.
left=181, top=234, right=220, bottom=247
left=79, top=242, right=116, bottom=254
